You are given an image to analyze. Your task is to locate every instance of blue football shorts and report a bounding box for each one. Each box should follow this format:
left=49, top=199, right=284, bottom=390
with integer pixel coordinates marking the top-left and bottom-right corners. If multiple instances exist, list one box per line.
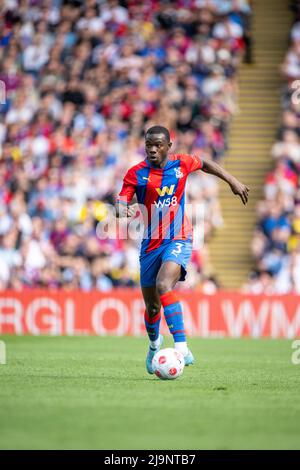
left=139, top=239, right=193, bottom=288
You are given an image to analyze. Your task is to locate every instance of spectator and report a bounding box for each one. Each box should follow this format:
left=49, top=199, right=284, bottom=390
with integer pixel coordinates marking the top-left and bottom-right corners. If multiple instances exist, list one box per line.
left=245, top=3, right=300, bottom=293
left=0, top=0, right=250, bottom=291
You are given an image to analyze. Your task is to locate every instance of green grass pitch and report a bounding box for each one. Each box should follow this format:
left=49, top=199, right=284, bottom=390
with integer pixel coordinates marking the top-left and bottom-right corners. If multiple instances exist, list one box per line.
left=0, top=336, right=300, bottom=449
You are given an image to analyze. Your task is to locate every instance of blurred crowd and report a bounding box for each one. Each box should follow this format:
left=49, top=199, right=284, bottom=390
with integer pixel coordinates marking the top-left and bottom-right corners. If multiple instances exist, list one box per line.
left=0, top=0, right=251, bottom=291
left=245, top=0, right=300, bottom=294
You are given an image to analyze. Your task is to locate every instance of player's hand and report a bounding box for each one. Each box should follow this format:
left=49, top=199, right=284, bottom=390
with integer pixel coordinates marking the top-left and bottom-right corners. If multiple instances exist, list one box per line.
left=229, top=180, right=250, bottom=205
left=126, top=205, right=137, bottom=217
left=117, top=203, right=137, bottom=217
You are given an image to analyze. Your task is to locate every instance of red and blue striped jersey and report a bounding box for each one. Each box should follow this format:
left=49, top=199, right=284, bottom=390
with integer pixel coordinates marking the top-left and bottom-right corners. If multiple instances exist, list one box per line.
left=116, top=154, right=203, bottom=253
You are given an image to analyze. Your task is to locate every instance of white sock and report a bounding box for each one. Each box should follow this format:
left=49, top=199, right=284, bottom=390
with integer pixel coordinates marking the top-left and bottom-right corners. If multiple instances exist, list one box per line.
left=150, top=336, right=161, bottom=349
left=174, top=342, right=189, bottom=356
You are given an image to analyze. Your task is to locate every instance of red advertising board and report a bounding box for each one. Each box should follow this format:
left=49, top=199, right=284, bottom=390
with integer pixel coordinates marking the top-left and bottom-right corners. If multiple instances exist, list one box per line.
left=0, top=289, right=300, bottom=338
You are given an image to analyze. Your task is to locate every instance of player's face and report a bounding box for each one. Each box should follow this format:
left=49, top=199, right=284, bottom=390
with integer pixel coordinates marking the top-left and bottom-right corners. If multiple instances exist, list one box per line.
left=145, top=133, right=172, bottom=168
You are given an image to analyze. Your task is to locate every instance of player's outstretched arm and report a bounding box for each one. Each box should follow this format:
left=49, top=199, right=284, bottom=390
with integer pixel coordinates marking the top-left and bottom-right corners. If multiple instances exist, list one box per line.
left=201, top=159, right=250, bottom=205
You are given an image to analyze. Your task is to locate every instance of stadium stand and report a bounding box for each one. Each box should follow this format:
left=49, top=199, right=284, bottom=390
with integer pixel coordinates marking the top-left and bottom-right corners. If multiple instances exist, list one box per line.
left=245, top=0, right=300, bottom=294
left=0, top=0, right=251, bottom=291
left=209, top=0, right=291, bottom=288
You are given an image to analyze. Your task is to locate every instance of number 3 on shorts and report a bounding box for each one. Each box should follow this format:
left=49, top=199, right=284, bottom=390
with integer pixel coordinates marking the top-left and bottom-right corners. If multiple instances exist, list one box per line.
left=171, top=242, right=183, bottom=257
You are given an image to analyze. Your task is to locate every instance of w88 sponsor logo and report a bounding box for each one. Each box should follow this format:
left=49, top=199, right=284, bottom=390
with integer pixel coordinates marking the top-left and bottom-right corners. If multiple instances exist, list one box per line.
left=154, top=196, right=177, bottom=208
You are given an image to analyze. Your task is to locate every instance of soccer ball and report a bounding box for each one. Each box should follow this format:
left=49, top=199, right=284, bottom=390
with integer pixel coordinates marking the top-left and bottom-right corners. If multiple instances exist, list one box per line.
left=152, top=348, right=185, bottom=380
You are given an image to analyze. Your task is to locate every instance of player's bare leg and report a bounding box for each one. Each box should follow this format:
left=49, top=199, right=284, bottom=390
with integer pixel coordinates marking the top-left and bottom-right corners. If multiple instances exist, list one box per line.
left=156, top=261, right=194, bottom=366
left=141, top=286, right=164, bottom=374
left=156, top=261, right=181, bottom=294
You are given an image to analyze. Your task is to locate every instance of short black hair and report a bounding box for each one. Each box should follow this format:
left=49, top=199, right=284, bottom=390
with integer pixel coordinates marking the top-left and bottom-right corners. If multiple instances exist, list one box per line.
left=145, top=126, right=170, bottom=142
